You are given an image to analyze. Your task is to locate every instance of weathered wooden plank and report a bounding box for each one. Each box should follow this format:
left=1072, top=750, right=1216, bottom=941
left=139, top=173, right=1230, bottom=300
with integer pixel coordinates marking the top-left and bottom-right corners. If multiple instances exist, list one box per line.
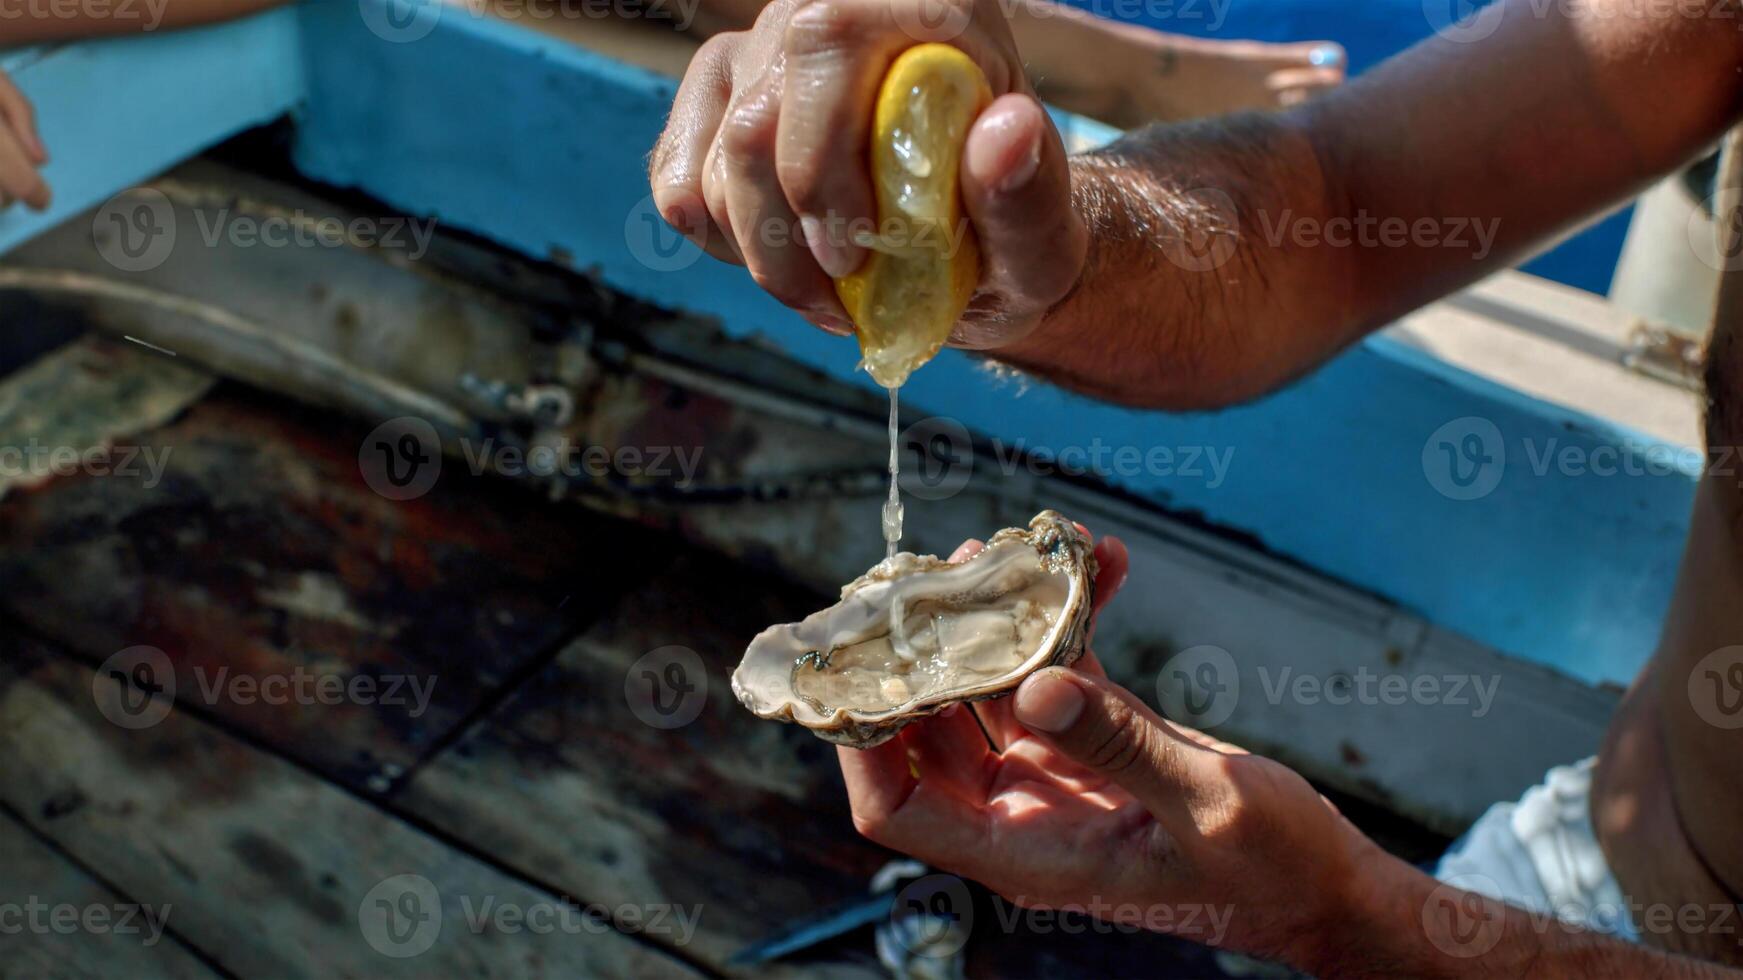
left=0, top=387, right=679, bottom=791
left=0, top=641, right=707, bottom=980
left=0, top=809, right=217, bottom=980
left=400, top=553, right=1224, bottom=977
left=0, top=335, right=213, bottom=500
left=399, top=551, right=888, bottom=977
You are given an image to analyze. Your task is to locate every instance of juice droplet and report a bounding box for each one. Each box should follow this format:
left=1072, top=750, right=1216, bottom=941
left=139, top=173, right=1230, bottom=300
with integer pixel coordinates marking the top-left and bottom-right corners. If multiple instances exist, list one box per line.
left=883, top=385, right=903, bottom=559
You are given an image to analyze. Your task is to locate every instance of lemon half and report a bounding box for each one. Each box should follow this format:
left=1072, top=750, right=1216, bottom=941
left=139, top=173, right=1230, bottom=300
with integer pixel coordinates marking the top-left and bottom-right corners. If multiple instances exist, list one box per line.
left=836, top=44, right=991, bottom=389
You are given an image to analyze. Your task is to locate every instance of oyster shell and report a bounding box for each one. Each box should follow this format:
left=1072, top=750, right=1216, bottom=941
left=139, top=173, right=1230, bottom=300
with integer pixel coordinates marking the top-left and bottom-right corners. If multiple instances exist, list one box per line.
left=732, top=511, right=1097, bottom=748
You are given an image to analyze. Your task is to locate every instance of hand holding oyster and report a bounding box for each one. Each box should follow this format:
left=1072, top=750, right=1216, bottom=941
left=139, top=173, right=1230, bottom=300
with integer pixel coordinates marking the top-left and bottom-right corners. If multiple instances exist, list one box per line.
left=731, top=512, right=1098, bottom=748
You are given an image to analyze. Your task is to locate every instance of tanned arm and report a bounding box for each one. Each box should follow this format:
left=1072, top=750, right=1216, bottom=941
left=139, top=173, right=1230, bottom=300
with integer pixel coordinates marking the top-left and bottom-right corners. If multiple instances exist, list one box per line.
left=1000, top=0, right=1743, bottom=408
left=685, top=0, right=1341, bottom=125
left=1311, top=850, right=1743, bottom=979
left=0, top=0, right=284, bottom=43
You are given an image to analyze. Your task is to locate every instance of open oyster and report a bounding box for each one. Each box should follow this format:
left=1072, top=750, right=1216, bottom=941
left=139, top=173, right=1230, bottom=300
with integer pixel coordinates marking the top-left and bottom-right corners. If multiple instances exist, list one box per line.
left=732, top=511, right=1098, bottom=748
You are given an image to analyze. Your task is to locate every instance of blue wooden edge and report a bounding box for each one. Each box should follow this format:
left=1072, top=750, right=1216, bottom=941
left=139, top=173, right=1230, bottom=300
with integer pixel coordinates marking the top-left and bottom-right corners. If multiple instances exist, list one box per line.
left=0, top=10, right=305, bottom=255
left=0, top=1, right=1694, bottom=688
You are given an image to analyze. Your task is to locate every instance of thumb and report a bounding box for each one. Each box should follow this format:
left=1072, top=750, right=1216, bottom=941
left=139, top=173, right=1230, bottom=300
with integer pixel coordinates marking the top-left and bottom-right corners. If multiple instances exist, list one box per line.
left=1013, top=667, right=1227, bottom=832
left=960, top=94, right=1085, bottom=328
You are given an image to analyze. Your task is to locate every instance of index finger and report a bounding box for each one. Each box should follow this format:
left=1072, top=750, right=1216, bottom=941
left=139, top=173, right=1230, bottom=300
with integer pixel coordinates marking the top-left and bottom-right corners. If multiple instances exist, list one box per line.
left=775, top=0, right=907, bottom=278
left=0, top=72, right=44, bottom=164
left=0, top=130, right=48, bottom=211
left=836, top=733, right=992, bottom=865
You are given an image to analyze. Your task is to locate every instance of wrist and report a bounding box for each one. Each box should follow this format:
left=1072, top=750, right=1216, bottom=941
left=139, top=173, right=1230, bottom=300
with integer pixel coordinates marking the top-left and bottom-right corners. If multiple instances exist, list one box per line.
left=1290, top=842, right=1455, bottom=980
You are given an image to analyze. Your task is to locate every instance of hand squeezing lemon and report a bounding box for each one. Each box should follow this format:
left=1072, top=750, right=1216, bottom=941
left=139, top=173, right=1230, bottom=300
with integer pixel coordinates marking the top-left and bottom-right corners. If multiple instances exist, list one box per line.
left=837, top=44, right=992, bottom=390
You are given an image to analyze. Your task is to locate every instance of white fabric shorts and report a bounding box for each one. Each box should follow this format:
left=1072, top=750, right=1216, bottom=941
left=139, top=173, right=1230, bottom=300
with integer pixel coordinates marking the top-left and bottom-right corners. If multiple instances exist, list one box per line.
left=1433, top=757, right=1640, bottom=943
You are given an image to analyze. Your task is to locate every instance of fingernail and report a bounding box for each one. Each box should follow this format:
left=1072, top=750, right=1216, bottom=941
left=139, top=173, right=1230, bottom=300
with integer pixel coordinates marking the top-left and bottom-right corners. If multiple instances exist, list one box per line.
left=805, top=312, right=854, bottom=336
left=802, top=215, right=859, bottom=278
left=969, top=102, right=1044, bottom=195
left=1014, top=670, right=1084, bottom=733
left=999, top=130, right=1042, bottom=194
left=1309, top=44, right=1343, bottom=68
left=662, top=201, right=699, bottom=238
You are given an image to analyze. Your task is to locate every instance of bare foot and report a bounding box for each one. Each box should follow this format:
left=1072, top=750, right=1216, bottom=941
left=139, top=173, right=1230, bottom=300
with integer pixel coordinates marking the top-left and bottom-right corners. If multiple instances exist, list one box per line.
left=1103, top=33, right=1348, bottom=124
left=1018, top=8, right=1346, bottom=127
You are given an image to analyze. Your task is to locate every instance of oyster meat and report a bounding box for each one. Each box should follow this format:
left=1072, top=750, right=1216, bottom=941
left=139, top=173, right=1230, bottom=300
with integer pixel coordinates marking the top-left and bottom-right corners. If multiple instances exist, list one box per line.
left=732, top=511, right=1097, bottom=748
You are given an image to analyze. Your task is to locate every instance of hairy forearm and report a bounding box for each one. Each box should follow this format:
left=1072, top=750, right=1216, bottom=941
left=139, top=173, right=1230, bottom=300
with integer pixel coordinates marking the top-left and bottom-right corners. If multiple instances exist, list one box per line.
left=998, top=110, right=1359, bottom=408
left=1000, top=0, right=1743, bottom=409
left=1307, top=850, right=1743, bottom=980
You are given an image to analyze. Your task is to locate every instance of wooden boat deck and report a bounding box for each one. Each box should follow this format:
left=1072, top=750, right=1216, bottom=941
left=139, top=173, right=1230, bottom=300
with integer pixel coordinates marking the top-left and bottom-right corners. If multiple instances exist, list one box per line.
left=0, top=339, right=1251, bottom=978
